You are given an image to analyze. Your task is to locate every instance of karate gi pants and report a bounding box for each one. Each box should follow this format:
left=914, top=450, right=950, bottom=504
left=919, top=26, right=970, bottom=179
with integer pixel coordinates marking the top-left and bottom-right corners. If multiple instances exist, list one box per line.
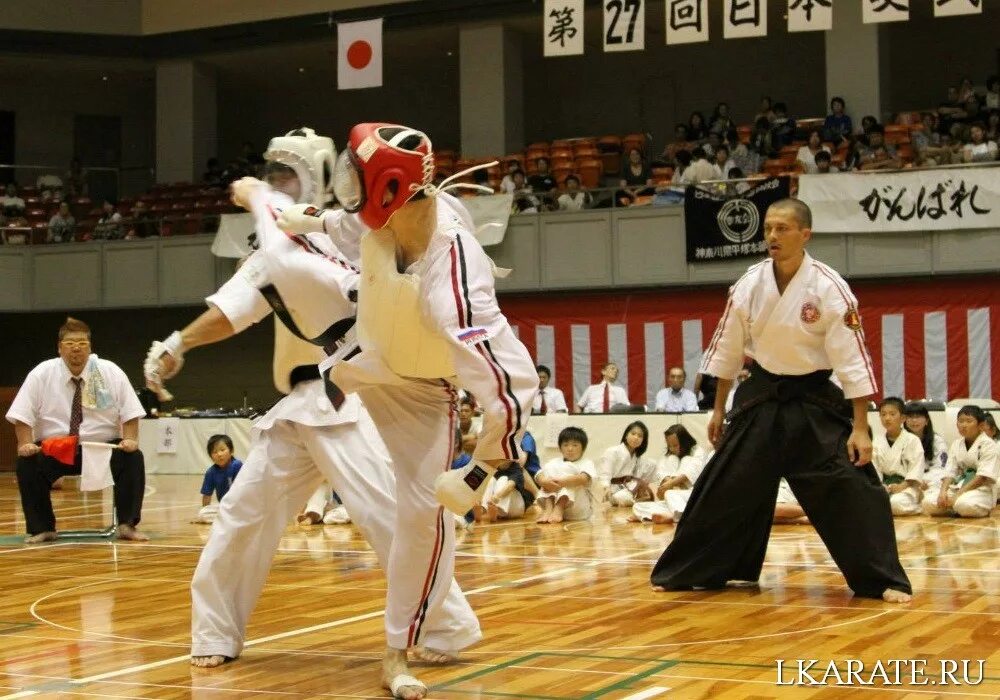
left=650, top=365, right=912, bottom=598
left=191, top=392, right=480, bottom=658
left=922, top=484, right=995, bottom=518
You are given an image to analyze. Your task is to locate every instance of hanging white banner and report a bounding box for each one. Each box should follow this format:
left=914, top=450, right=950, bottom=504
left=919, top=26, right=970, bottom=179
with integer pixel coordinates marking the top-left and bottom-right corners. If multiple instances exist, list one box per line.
left=724, top=0, right=767, bottom=39
left=934, top=0, right=982, bottom=17
left=603, top=0, right=645, bottom=52
left=666, top=0, right=709, bottom=44
left=798, top=167, right=1000, bottom=233
left=544, top=0, right=584, bottom=56
left=788, top=0, right=833, bottom=32
left=862, top=0, right=909, bottom=24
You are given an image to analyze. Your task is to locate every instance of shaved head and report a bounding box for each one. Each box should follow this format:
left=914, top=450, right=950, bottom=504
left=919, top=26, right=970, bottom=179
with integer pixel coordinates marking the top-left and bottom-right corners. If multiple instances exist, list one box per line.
left=767, top=198, right=812, bottom=230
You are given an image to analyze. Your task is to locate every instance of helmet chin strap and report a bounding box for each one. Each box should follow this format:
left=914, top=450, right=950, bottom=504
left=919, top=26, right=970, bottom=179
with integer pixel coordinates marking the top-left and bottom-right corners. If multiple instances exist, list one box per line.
left=415, top=159, right=499, bottom=198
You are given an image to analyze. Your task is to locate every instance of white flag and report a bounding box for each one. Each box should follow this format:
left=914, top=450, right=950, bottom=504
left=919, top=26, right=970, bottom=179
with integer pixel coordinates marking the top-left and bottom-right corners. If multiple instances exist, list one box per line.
left=338, top=19, right=382, bottom=90
left=666, top=0, right=709, bottom=45
left=603, top=0, right=645, bottom=53
left=934, top=0, right=982, bottom=17
left=80, top=442, right=115, bottom=492
left=788, top=0, right=833, bottom=32
left=863, top=0, right=909, bottom=24
left=544, top=0, right=584, bottom=56
left=724, top=0, right=767, bottom=39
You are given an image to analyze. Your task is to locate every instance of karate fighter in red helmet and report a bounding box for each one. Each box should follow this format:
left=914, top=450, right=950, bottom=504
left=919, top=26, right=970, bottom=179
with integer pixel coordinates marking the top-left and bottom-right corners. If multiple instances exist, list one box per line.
left=279, top=123, right=537, bottom=699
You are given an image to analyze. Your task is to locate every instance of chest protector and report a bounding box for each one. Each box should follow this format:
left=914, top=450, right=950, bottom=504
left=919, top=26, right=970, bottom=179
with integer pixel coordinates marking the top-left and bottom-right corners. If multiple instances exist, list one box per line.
left=357, top=231, right=455, bottom=378
left=272, top=320, right=326, bottom=394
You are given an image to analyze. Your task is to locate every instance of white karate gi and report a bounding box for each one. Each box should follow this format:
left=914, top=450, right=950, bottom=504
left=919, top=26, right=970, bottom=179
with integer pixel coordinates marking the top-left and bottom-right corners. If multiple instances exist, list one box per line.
left=535, top=457, right=596, bottom=521
left=702, top=252, right=877, bottom=398
left=191, top=188, right=480, bottom=659
left=327, top=192, right=536, bottom=650
left=597, top=443, right=659, bottom=507
left=872, top=431, right=924, bottom=516
left=920, top=432, right=950, bottom=484
left=923, top=433, right=999, bottom=518
left=479, top=473, right=526, bottom=519
left=632, top=447, right=706, bottom=522
left=577, top=381, right=630, bottom=413
left=775, top=477, right=798, bottom=505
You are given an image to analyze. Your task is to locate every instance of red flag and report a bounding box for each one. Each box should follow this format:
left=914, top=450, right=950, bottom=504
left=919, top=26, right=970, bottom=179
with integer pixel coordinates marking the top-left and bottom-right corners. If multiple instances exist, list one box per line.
left=41, top=436, right=79, bottom=466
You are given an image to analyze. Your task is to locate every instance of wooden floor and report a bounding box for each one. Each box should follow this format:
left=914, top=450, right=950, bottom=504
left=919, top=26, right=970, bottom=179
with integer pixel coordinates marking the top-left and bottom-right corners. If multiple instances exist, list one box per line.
left=0, top=474, right=998, bottom=700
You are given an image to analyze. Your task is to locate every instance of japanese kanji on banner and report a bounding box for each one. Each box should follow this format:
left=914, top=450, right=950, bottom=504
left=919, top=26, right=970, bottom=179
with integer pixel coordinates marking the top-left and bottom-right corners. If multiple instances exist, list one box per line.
left=666, top=0, right=709, bottom=44
left=156, top=417, right=180, bottom=454
left=723, top=0, right=767, bottom=39
left=863, top=0, right=910, bottom=24
left=603, top=0, right=645, bottom=52
left=798, top=168, right=1000, bottom=233
left=788, top=0, right=833, bottom=32
left=544, top=0, right=584, bottom=56
left=934, top=0, right=982, bottom=17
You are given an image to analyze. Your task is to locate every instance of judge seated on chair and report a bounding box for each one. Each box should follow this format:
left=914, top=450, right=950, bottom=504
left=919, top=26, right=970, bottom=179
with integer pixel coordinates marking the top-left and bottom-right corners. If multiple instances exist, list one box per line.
left=6, top=317, right=148, bottom=543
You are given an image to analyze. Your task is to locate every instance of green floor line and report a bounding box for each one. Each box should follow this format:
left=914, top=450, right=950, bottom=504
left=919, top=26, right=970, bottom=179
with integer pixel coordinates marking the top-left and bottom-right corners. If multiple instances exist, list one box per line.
left=580, top=660, right=679, bottom=700
left=430, top=653, right=543, bottom=691
left=431, top=690, right=567, bottom=700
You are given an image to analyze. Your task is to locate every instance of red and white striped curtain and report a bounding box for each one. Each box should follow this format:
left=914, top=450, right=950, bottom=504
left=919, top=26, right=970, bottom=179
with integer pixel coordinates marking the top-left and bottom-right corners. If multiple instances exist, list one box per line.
left=501, top=276, right=1000, bottom=407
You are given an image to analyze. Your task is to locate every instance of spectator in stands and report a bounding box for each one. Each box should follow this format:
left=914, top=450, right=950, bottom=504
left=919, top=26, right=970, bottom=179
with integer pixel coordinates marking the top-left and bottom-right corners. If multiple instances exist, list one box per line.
left=713, top=144, right=736, bottom=179
left=618, top=148, right=654, bottom=204
left=952, top=95, right=984, bottom=141
left=533, top=365, right=568, bottom=415
left=654, top=367, right=698, bottom=413
left=746, top=118, right=773, bottom=164
left=528, top=157, right=557, bottom=193
left=856, top=127, right=897, bottom=170
left=702, top=131, right=722, bottom=160
left=680, top=147, right=718, bottom=185
left=669, top=150, right=691, bottom=186
left=2, top=183, right=25, bottom=218
left=938, top=86, right=965, bottom=135
left=823, top=97, right=853, bottom=146
left=754, top=96, right=776, bottom=125
left=93, top=200, right=124, bottom=240
left=557, top=175, right=591, bottom=211
left=813, top=150, right=839, bottom=174
left=577, top=362, right=629, bottom=413
left=127, top=200, right=159, bottom=238
left=860, top=145, right=902, bottom=171
left=36, top=173, right=64, bottom=202
left=661, top=124, right=691, bottom=165
left=688, top=112, right=708, bottom=142
left=769, top=102, right=796, bottom=150
left=859, top=115, right=879, bottom=136
left=986, top=110, right=1000, bottom=142
left=796, top=131, right=831, bottom=174
left=509, top=169, right=539, bottom=214
left=962, top=123, right=998, bottom=162
left=47, top=202, right=75, bottom=243
left=725, top=167, right=750, bottom=195
left=912, top=112, right=943, bottom=165
left=958, top=76, right=977, bottom=104
left=499, top=159, right=521, bottom=194
left=986, top=76, right=1000, bottom=110
left=709, top=102, right=735, bottom=137
left=65, top=158, right=87, bottom=198
left=203, top=158, right=224, bottom=187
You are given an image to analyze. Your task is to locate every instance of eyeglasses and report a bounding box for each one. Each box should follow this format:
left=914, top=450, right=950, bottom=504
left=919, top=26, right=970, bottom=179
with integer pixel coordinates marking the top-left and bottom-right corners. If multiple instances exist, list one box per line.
left=60, top=340, right=91, bottom=349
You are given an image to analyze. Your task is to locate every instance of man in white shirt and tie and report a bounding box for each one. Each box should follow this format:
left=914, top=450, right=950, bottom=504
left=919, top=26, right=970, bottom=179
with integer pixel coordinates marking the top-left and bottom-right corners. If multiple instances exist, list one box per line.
left=577, top=362, right=630, bottom=414
left=7, top=317, right=148, bottom=543
left=532, top=365, right=568, bottom=415
left=654, top=367, right=699, bottom=413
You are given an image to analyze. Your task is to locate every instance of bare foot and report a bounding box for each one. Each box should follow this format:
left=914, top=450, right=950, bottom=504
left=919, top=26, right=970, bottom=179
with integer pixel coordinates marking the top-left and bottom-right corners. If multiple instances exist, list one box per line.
left=472, top=505, right=486, bottom=523
left=296, top=511, right=321, bottom=527
left=51, top=477, right=65, bottom=490
left=626, top=515, right=641, bottom=523
left=190, top=655, right=231, bottom=668
left=548, top=511, right=564, bottom=524
left=882, top=588, right=912, bottom=604
left=536, top=514, right=550, bottom=524
left=117, top=524, right=149, bottom=542
left=651, top=585, right=666, bottom=592
left=486, top=503, right=499, bottom=522
left=650, top=513, right=673, bottom=525
left=25, top=531, right=57, bottom=544
left=412, top=647, right=459, bottom=664
left=382, top=646, right=426, bottom=700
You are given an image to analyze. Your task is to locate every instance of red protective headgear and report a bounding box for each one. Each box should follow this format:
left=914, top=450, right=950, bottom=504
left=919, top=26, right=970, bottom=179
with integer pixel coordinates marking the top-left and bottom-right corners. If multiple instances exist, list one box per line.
left=333, top=123, right=434, bottom=230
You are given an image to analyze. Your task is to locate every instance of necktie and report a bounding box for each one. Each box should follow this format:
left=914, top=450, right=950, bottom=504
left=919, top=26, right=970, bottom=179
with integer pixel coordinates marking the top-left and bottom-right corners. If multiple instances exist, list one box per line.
left=540, top=390, right=547, bottom=415
left=69, top=378, right=84, bottom=436
left=602, top=383, right=610, bottom=413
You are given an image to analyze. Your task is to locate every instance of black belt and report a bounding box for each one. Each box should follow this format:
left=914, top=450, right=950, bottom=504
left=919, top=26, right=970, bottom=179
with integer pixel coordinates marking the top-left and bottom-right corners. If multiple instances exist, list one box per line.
left=289, top=364, right=321, bottom=389
left=727, top=362, right=846, bottom=424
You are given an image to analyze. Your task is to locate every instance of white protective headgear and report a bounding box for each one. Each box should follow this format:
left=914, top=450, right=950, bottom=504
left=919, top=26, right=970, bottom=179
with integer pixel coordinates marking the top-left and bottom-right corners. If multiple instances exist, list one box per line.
left=264, top=127, right=337, bottom=208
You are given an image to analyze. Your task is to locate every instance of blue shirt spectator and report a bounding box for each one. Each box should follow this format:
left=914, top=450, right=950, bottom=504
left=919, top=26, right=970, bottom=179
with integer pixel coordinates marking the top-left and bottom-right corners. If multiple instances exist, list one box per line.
left=200, top=458, right=243, bottom=502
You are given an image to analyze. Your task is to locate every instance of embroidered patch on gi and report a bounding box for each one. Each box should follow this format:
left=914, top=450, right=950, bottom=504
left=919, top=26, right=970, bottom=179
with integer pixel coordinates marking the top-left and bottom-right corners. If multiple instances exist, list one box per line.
left=843, top=307, right=863, bottom=331
left=800, top=302, right=821, bottom=324
left=457, top=327, right=490, bottom=346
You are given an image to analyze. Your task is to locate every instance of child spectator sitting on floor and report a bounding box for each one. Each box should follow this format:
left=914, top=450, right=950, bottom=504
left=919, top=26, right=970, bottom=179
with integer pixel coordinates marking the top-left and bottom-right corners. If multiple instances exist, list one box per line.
left=923, top=405, right=999, bottom=518
left=871, top=397, right=924, bottom=516
left=599, top=421, right=658, bottom=507
left=194, top=434, right=243, bottom=523
left=630, top=425, right=705, bottom=523
left=535, top=427, right=595, bottom=524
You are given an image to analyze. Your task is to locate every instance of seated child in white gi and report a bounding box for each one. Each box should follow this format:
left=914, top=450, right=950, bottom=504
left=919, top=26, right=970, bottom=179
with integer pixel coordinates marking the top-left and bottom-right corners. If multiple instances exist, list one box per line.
left=535, top=426, right=596, bottom=524
left=923, top=405, right=999, bottom=518
left=474, top=461, right=533, bottom=523
left=773, top=478, right=809, bottom=524
left=195, top=434, right=242, bottom=523
left=631, top=425, right=705, bottom=523
left=598, top=421, right=659, bottom=507
left=903, top=401, right=949, bottom=483
left=297, top=483, right=351, bottom=526
left=872, top=397, right=925, bottom=516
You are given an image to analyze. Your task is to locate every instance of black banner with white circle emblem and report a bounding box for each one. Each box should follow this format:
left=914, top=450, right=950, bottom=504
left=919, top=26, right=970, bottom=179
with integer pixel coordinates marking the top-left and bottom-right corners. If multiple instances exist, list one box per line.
left=684, top=176, right=790, bottom=262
